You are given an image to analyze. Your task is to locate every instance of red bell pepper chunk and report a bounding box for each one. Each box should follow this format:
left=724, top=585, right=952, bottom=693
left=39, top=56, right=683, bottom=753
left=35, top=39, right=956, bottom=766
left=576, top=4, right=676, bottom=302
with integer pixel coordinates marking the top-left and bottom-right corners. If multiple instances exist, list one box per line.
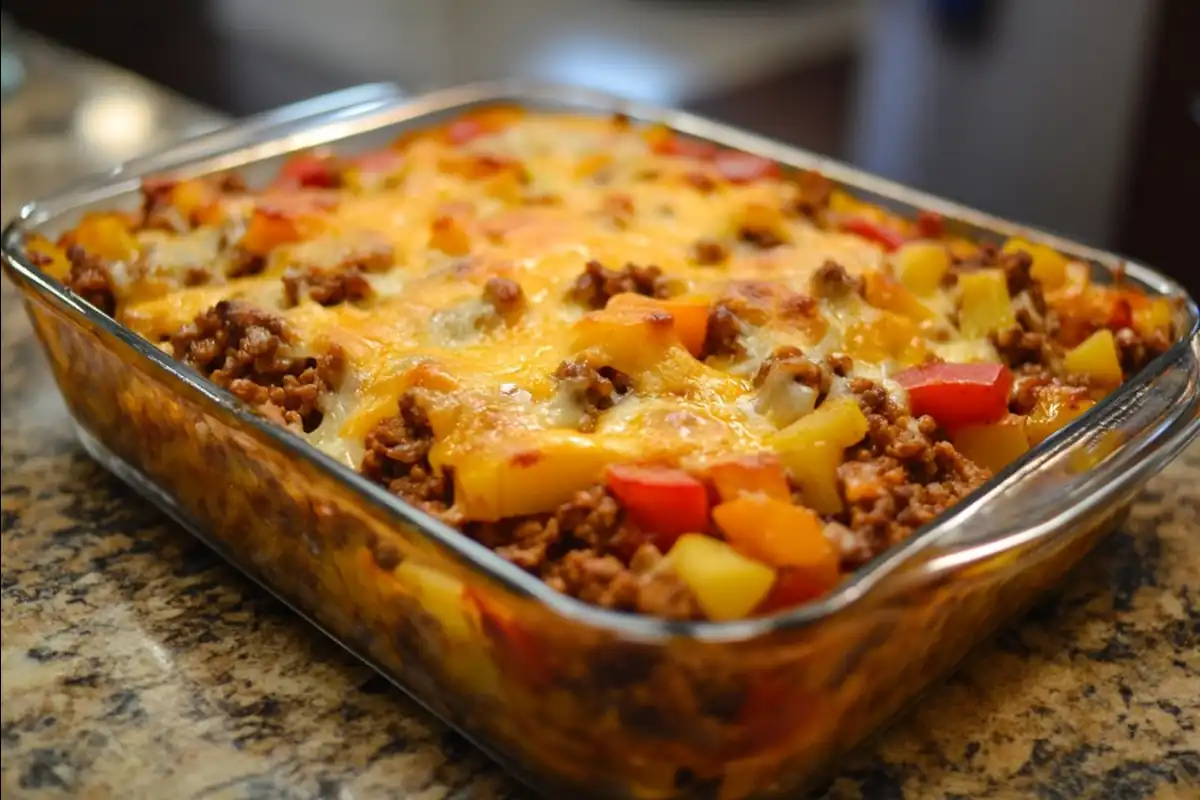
left=713, top=150, right=781, bottom=184
left=916, top=210, right=945, bottom=239
left=606, top=465, right=710, bottom=549
left=446, top=118, right=487, bottom=145
left=273, top=153, right=340, bottom=190
left=466, top=589, right=551, bottom=687
left=756, top=566, right=838, bottom=614
left=895, top=362, right=1014, bottom=430
left=653, top=135, right=721, bottom=160
left=840, top=217, right=909, bottom=252
left=1107, top=294, right=1134, bottom=330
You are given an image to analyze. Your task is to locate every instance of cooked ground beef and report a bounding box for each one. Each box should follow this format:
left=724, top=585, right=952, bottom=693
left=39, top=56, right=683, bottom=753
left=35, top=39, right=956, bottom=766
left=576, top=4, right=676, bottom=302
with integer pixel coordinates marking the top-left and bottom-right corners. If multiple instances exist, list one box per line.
left=753, top=346, right=830, bottom=397
left=360, top=391, right=455, bottom=519
left=469, top=487, right=702, bottom=619
left=702, top=302, right=746, bottom=359
left=482, top=276, right=527, bottom=323
left=227, top=251, right=267, bottom=279
left=62, top=245, right=118, bottom=315
left=992, top=325, right=1053, bottom=369
left=738, top=225, right=785, bottom=250
left=827, top=353, right=854, bottom=377
left=688, top=238, right=729, bottom=267
left=554, top=358, right=632, bottom=432
left=1114, top=325, right=1170, bottom=374
left=568, top=260, right=673, bottom=309
left=170, top=300, right=342, bottom=432
left=282, top=266, right=373, bottom=307
left=790, top=169, right=832, bottom=219
left=830, top=381, right=991, bottom=568
left=810, top=260, right=859, bottom=300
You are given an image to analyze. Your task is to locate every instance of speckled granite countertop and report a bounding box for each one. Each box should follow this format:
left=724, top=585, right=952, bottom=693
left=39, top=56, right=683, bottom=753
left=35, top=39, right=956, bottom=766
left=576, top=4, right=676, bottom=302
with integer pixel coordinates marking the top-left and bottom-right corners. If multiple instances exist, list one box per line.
left=1, top=36, right=1198, bottom=800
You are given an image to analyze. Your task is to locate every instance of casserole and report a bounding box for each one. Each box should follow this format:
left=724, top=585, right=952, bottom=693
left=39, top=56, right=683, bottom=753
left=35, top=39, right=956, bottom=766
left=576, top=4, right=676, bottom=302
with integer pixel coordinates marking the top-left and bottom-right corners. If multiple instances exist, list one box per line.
left=3, top=82, right=1197, bottom=798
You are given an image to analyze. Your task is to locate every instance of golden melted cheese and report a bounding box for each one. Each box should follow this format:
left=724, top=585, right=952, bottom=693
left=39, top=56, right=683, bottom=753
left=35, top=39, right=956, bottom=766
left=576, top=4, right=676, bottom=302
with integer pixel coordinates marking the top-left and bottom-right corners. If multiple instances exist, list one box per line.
left=104, top=112, right=1014, bottom=520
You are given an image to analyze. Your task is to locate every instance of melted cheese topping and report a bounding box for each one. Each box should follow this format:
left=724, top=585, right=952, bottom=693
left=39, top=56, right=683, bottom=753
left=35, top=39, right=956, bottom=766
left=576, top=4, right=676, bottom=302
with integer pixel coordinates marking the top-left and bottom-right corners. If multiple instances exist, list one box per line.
left=107, top=112, right=1006, bottom=519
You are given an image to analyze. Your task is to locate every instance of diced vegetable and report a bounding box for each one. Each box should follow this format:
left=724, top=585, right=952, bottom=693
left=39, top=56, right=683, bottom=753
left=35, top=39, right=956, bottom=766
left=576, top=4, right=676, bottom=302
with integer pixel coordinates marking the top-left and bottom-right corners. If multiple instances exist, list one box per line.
left=895, top=362, right=1013, bottom=430
left=915, top=210, right=944, bottom=239
left=894, top=241, right=952, bottom=294
left=1025, top=389, right=1095, bottom=446
left=843, top=313, right=928, bottom=366
left=273, top=152, right=339, bottom=190
left=572, top=298, right=685, bottom=371
left=168, top=179, right=225, bottom=226
left=467, top=588, right=550, bottom=686
left=950, top=415, right=1030, bottom=473
left=957, top=269, right=1016, bottom=337
left=1131, top=297, right=1173, bottom=340
left=712, top=496, right=838, bottom=589
left=646, top=127, right=720, bottom=159
left=862, top=270, right=934, bottom=320
left=241, top=208, right=308, bottom=256
left=840, top=217, right=908, bottom=252
left=451, top=433, right=628, bottom=521
left=605, top=293, right=710, bottom=358
left=1001, top=238, right=1068, bottom=290
left=63, top=213, right=139, bottom=262
left=758, top=567, right=839, bottom=613
left=713, top=151, right=780, bottom=184
left=25, top=234, right=72, bottom=280
left=707, top=454, right=792, bottom=503
left=606, top=465, right=710, bottom=549
left=1063, top=329, right=1123, bottom=386
left=735, top=203, right=792, bottom=246
left=395, top=561, right=475, bottom=642
left=666, top=534, right=776, bottom=621
left=770, top=398, right=870, bottom=514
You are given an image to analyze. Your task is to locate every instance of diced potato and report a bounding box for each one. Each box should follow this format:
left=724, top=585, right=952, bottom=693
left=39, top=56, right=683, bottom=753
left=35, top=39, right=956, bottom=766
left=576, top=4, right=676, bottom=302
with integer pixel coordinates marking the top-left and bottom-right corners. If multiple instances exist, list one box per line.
left=241, top=207, right=323, bottom=257
left=843, top=313, right=928, bottom=366
left=770, top=397, right=869, bottom=514
left=605, top=293, right=709, bottom=358
left=666, top=534, right=777, bottom=621
left=862, top=269, right=933, bottom=320
left=1002, top=238, right=1068, bottom=290
left=450, top=432, right=631, bottom=521
left=734, top=203, right=792, bottom=246
left=1132, top=297, right=1172, bottom=340
left=958, top=269, right=1016, bottom=338
left=394, top=561, right=476, bottom=642
left=575, top=152, right=612, bottom=181
left=1063, top=329, right=1123, bottom=386
left=572, top=299, right=682, bottom=371
left=24, top=234, right=72, bottom=280
left=951, top=415, right=1030, bottom=473
left=65, top=213, right=139, bottom=262
left=170, top=179, right=224, bottom=226
left=894, top=241, right=951, bottom=295
left=1025, top=389, right=1095, bottom=446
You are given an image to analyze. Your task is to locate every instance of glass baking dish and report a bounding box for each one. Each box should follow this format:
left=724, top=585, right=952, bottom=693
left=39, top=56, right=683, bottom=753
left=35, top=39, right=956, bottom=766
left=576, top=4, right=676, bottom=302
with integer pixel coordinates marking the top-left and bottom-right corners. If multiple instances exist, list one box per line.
left=3, top=82, right=1198, bottom=799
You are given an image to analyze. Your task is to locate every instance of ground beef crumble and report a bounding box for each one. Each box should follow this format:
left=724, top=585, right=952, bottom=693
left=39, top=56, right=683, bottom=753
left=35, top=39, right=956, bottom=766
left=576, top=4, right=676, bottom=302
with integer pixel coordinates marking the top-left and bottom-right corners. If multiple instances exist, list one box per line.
left=829, top=380, right=991, bottom=569
left=482, top=276, right=527, bottom=324
left=360, top=391, right=455, bottom=520
left=702, top=302, right=746, bottom=359
left=568, top=260, right=674, bottom=309
left=170, top=300, right=343, bottom=432
left=62, top=245, right=118, bottom=315
left=810, top=260, right=859, bottom=300
left=282, top=266, right=373, bottom=307
left=553, top=358, right=632, bottom=432
left=468, top=487, right=702, bottom=619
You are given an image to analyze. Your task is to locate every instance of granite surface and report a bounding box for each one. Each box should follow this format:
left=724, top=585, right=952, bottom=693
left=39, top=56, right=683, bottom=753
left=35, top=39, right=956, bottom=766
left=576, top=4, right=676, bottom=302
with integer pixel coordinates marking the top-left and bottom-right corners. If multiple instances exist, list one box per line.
left=2, top=36, right=1198, bottom=800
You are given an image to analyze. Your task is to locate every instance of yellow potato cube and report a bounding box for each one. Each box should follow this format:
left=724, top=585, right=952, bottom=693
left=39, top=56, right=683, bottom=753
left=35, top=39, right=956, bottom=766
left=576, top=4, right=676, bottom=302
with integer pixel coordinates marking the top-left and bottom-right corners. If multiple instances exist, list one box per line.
left=1132, top=298, right=1173, bottom=340
left=666, top=534, right=776, bottom=621
left=451, top=432, right=630, bottom=521
left=1025, top=390, right=1095, bottom=446
left=770, top=397, right=869, bottom=514
left=394, top=561, right=476, bottom=642
left=958, top=269, right=1016, bottom=338
left=951, top=416, right=1030, bottom=473
left=894, top=241, right=951, bottom=295
left=1002, top=238, right=1068, bottom=290
left=572, top=301, right=681, bottom=372
left=1063, top=329, right=1123, bottom=386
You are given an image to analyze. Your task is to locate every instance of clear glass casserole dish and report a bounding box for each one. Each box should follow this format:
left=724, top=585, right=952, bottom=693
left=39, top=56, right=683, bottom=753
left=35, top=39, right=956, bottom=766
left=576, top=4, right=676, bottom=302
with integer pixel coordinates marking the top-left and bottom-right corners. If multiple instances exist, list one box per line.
left=3, top=82, right=1197, bottom=799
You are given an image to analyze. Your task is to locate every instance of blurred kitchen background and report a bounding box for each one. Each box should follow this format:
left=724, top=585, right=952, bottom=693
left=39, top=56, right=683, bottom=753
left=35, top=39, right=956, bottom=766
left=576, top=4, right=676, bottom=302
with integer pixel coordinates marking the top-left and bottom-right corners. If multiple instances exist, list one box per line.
left=3, top=0, right=1197, bottom=290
